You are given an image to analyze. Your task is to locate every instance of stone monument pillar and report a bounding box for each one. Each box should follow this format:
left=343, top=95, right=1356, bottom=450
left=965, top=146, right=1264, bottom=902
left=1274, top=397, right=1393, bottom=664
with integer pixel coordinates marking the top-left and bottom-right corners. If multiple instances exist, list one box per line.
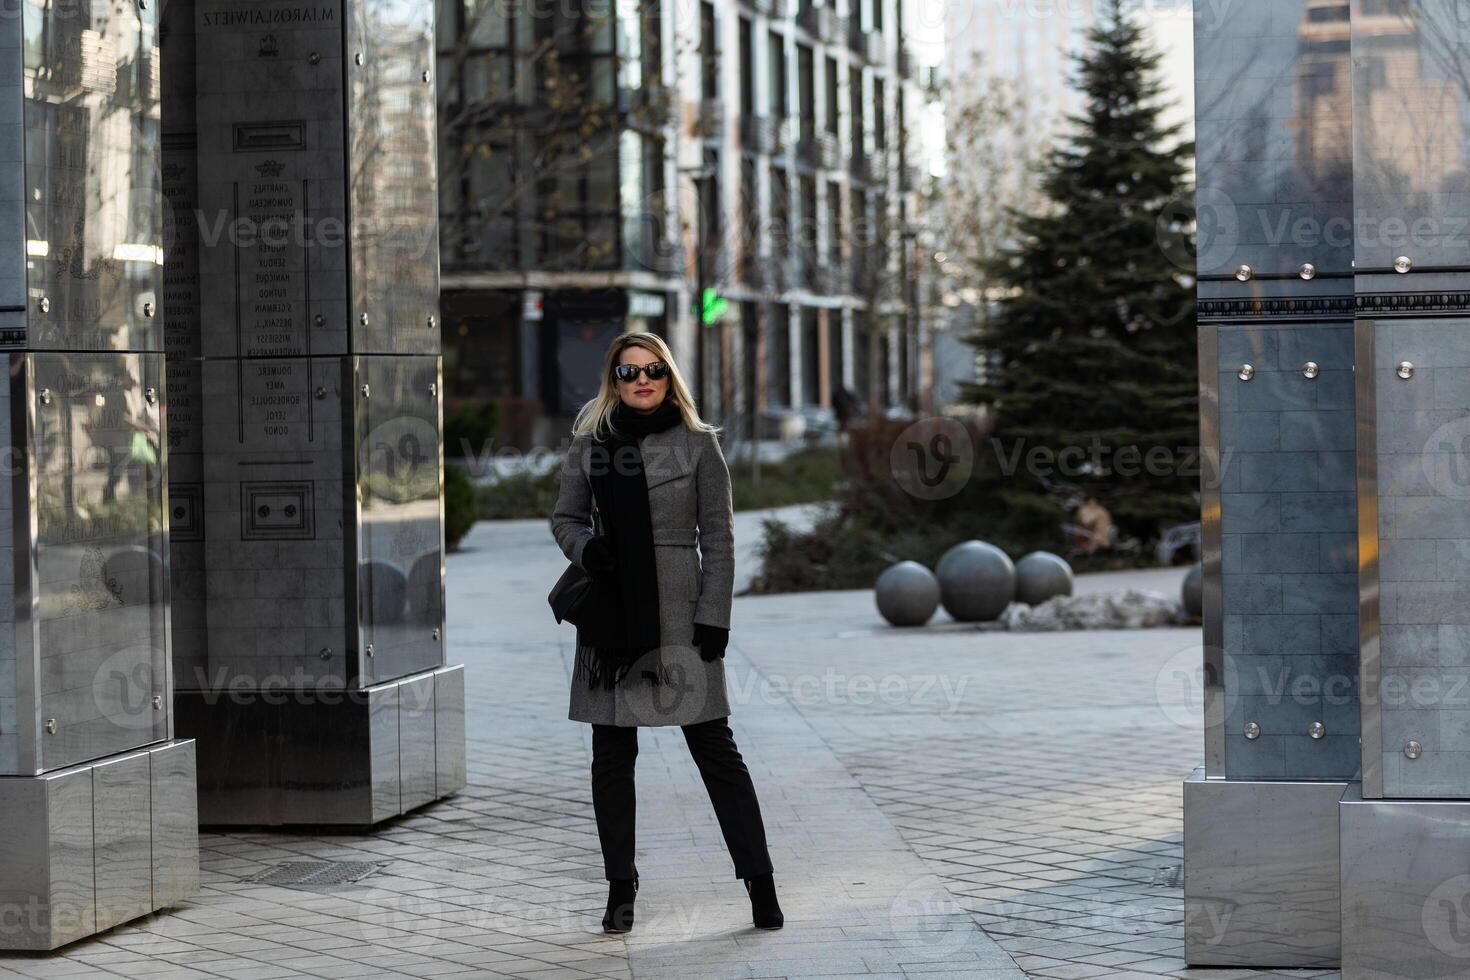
left=1339, top=3, right=1470, bottom=975
left=161, top=0, right=465, bottom=825
left=1185, top=0, right=1357, bottom=967
left=0, top=0, right=200, bottom=950
left=1192, top=2, right=1470, bottom=974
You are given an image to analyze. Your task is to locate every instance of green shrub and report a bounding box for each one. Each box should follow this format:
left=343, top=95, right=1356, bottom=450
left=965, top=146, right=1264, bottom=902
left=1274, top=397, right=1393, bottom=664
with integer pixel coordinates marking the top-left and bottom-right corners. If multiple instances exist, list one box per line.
left=445, top=401, right=501, bottom=460
left=444, top=462, right=478, bottom=550
left=478, top=466, right=563, bottom=520
left=729, top=445, right=842, bottom=511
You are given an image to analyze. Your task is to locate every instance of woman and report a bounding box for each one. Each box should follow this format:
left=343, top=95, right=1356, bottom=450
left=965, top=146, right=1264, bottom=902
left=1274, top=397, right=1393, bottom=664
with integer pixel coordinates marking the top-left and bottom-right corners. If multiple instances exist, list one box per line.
left=551, top=331, right=784, bottom=934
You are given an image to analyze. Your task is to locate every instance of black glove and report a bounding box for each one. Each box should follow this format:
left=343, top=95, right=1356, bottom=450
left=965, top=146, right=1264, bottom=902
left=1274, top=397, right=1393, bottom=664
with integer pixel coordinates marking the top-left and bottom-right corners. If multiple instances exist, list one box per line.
left=581, top=536, right=618, bottom=582
left=692, top=622, right=729, bottom=662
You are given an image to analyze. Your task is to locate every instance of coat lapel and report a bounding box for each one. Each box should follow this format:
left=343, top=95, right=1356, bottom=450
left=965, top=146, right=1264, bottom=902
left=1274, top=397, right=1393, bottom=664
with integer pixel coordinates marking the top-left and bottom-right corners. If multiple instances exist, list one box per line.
left=641, top=424, right=696, bottom=488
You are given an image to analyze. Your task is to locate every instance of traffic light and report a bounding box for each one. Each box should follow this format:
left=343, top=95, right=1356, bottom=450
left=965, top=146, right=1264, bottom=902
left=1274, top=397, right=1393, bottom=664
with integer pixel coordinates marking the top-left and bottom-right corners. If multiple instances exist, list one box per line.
left=701, top=287, right=728, bottom=326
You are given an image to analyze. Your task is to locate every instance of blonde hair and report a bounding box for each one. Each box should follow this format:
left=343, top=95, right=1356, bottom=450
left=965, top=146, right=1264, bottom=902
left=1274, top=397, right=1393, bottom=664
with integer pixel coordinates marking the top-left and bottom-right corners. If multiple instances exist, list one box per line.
left=571, top=331, right=720, bottom=441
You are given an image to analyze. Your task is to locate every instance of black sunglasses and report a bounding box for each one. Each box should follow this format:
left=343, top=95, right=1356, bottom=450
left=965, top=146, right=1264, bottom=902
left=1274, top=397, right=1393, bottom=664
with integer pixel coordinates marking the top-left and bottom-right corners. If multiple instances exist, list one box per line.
left=614, top=361, right=671, bottom=384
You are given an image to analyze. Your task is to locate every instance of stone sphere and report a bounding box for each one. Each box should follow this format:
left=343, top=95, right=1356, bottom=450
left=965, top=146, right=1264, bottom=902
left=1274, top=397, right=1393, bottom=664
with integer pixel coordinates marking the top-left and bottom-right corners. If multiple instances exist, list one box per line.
left=1182, top=562, right=1204, bottom=618
left=875, top=561, right=941, bottom=627
left=1015, top=551, right=1073, bottom=606
left=936, top=540, right=1016, bottom=622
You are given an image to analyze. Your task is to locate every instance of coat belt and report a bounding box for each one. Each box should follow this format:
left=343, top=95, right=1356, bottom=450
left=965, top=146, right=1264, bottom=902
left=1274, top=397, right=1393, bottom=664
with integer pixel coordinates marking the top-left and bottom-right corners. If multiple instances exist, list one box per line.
left=652, top=526, right=698, bottom=546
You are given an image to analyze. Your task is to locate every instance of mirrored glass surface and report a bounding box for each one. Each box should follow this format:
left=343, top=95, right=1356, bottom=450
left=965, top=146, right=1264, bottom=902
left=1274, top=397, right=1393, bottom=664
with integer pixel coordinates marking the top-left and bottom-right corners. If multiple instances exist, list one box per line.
left=348, top=0, right=440, bottom=354
left=1353, top=0, right=1470, bottom=274
left=23, top=0, right=162, bottom=351
left=358, top=355, right=444, bottom=685
left=34, top=352, right=167, bottom=770
left=1195, top=0, right=1353, bottom=278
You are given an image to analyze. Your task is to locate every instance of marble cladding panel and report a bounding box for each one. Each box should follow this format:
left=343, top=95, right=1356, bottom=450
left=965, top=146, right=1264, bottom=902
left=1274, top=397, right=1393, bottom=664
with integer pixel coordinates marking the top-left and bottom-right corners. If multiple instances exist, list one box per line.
left=1218, top=322, right=1359, bottom=780
left=1372, top=317, right=1470, bottom=795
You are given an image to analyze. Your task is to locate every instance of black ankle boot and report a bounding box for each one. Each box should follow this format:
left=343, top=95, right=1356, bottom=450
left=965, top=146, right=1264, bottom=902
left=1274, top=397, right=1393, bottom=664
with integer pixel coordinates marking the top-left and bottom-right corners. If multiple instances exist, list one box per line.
left=602, top=877, right=638, bottom=933
left=743, top=873, right=783, bottom=929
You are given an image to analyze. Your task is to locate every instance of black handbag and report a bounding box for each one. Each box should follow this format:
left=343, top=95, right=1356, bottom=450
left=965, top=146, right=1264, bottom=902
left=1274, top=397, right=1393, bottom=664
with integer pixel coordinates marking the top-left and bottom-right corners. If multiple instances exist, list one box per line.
left=549, top=505, right=604, bottom=626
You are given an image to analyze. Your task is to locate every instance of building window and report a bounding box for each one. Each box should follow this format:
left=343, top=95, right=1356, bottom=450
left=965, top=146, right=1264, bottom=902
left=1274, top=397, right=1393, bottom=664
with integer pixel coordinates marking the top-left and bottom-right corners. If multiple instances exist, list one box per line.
left=739, top=17, right=754, bottom=116
left=768, top=29, right=787, bottom=119
left=740, top=155, right=759, bottom=276
left=797, top=43, right=815, bottom=144
left=620, top=130, right=667, bottom=272
left=801, top=307, right=820, bottom=405
left=767, top=305, right=791, bottom=406
left=828, top=311, right=844, bottom=395
left=874, top=76, right=886, bottom=148
left=825, top=178, right=842, bottom=268
left=848, top=65, right=863, bottom=158
left=700, top=1, right=718, bottom=100
left=798, top=175, right=817, bottom=286
left=770, top=166, right=790, bottom=267
left=824, top=55, right=839, bottom=136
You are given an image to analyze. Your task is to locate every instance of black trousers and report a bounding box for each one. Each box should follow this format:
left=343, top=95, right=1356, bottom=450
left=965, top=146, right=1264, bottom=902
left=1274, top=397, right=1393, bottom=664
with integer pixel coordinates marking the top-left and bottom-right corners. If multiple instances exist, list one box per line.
left=591, top=717, right=774, bottom=881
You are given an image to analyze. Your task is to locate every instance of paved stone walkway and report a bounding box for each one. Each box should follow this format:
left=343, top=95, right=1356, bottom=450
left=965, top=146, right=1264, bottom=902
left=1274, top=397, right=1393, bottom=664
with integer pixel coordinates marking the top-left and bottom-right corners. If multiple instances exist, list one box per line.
left=0, top=514, right=1335, bottom=979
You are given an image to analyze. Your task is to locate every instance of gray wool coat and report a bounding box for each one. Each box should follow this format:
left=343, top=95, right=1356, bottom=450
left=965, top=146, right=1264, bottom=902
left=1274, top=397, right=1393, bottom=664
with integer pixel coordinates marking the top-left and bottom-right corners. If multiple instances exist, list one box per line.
left=551, top=421, right=735, bottom=726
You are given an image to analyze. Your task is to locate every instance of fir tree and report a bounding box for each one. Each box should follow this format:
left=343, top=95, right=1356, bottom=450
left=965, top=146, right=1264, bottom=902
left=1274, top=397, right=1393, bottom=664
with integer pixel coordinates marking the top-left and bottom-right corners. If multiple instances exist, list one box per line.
left=959, top=0, right=1198, bottom=547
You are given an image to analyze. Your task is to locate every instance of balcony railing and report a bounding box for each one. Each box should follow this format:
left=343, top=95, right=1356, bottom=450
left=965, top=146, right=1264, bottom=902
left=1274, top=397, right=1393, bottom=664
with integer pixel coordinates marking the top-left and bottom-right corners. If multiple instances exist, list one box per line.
left=743, top=0, right=787, bottom=18
left=695, top=100, right=724, bottom=140
left=797, top=3, right=835, bottom=38
left=849, top=150, right=887, bottom=185
left=740, top=113, right=787, bottom=154
left=618, top=84, right=673, bottom=126
left=796, top=134, right=821, bottom=167
left=817, top=134, right=840, bottom=169
left=897, top=45, right=916, bottom=78
left=846, top=20, right=879, bottom=61
left=740, top=251, right=767, bottom=288
left=740, top=114, right=788, bottom=154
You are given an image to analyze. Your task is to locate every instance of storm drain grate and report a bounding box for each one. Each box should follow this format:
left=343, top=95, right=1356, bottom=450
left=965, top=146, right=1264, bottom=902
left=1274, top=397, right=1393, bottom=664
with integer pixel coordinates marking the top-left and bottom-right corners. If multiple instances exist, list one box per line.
left=245, top=861, right=386, bottom=887
left=1151, top=865, right=1182, bottom=888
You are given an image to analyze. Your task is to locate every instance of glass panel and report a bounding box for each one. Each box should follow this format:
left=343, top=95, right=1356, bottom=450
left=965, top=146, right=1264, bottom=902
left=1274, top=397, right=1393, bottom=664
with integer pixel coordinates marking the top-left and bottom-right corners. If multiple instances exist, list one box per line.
left=348, top=0, right=440, bottom=354
left=1193, top=0, right=1352, bottom=278
left=34, top=352, right=168, bottom=770
left=358, top=356, right=445, bottom=685
left=465, top=0, right=509, bottom=47
left=23, top=0, right=163, bottom=351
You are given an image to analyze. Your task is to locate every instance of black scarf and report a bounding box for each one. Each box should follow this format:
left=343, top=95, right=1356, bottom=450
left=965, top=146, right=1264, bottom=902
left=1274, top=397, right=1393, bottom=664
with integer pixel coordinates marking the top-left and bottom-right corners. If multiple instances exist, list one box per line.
left=574, top=398, right=685, bottom=690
